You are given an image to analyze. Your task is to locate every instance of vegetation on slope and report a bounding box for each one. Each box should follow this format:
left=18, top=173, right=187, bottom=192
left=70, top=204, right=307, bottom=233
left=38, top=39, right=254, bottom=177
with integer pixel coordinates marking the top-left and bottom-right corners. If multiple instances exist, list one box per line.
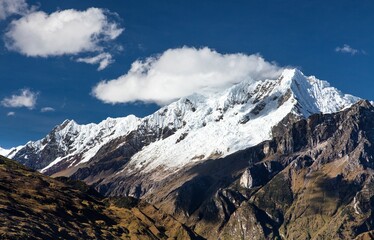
left=0, top=155, right=200, bottom=239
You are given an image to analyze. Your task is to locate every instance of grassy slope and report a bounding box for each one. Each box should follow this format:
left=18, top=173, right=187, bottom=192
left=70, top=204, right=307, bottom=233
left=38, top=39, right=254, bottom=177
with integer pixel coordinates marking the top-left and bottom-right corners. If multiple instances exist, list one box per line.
left=0, top=155, right=199, bottom=240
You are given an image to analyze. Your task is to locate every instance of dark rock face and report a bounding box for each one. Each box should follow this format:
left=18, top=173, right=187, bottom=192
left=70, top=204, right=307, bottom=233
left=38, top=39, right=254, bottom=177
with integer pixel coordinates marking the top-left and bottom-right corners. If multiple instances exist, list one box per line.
left=134, top=100, right=374, bottom=239
left=215, top=100, right=374, bottom=239
left=12, top=122, right=73, bottom=170
left=70, top=123, right=177, bottom=183
left=240, top=161, right=283, bottom=188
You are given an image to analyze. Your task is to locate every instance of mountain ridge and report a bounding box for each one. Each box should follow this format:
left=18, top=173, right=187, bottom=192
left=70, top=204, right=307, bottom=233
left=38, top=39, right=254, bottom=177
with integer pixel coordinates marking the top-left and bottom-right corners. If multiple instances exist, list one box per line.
left=3, top=68, right=360, bottom=179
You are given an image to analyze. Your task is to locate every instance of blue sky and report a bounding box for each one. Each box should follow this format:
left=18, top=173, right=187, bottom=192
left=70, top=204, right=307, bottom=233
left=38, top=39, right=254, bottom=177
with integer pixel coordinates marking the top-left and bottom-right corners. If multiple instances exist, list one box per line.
left=0, top=0, right=373, bottom=148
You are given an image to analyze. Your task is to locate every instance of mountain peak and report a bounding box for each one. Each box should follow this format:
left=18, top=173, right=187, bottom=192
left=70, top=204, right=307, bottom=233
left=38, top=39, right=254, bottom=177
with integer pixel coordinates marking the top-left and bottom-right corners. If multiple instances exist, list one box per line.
left=278, top=68, right=314, bottom=89
left=279, top=68, right=303, bottom=80
left=61, top=119, right=76, bottom=126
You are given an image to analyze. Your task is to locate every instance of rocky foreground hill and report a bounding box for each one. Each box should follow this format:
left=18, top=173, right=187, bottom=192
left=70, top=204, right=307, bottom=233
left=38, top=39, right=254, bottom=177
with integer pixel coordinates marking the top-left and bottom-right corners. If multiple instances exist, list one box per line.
left=0, top=155, right=199, bottom=239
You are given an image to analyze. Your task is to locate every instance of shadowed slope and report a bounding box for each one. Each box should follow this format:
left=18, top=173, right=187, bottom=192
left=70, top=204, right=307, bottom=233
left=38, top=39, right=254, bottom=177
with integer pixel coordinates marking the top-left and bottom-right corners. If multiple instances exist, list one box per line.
left=0, top=155, right=200, bottom=240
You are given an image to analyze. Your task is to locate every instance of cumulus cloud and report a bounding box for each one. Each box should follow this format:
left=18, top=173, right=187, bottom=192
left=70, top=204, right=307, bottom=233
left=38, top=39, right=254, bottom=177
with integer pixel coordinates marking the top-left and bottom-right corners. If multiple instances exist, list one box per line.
left=0, top=0, right=29, bottom=20
left=40, top=107, right=55, bottom=112
left=335, top=44, right=364, bottom=55
left=76, top=53, right=113, bottom=71
left=1, top=89, right=37, bottom=109
left=4, top=7, right=123, bottom=68
left=92, top=47, right=283, bottom=105
left=6, top=112, right=15, bottom=116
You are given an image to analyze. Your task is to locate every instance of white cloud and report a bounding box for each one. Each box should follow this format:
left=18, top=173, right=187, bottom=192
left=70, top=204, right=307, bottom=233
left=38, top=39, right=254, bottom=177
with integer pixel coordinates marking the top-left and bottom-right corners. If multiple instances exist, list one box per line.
left=0, top=0, right=29, bottom=20
left=335, top=44, right=363, bottom=55
left=76, top=53, right=113, bottom=71
left=6, top=111, right=15, bottom=116
left=41, top=107, right=55, bottom=112
left=92, top=47, right=283, bottom=105
left=4, top=7, right=123, bottom=68
left=1, top=89, right=37, bottom=109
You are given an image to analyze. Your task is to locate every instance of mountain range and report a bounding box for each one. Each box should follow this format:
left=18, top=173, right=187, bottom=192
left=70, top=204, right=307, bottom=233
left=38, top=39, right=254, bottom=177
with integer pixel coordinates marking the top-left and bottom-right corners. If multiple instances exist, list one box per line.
left=4, top=69, right=358, bottom=178
left=2, top=68, right=374, bottom=239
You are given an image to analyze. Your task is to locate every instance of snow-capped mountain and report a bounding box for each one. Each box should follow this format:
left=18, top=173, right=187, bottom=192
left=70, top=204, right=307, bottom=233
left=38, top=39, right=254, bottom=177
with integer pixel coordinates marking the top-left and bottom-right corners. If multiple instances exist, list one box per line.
left=8, top=115, right=140, bottom=172
left=125, top=68, right=358, bottom=172
left=7, top=68, right=359, bottom=178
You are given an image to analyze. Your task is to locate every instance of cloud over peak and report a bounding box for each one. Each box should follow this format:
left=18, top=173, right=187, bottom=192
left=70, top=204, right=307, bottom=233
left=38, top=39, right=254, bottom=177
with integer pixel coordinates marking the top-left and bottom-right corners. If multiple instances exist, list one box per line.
left=5, top=7, right=123, bottom=69
left=1, top=89, right=38, bottom=109
left=92, top=47, right=283, bottom=105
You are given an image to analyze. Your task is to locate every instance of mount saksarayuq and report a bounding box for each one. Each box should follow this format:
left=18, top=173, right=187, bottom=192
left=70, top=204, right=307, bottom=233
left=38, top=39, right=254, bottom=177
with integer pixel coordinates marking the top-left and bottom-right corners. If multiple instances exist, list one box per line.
left=4, top=68, right=359, bottom=177
left=4, top=68, right=374, bottom=240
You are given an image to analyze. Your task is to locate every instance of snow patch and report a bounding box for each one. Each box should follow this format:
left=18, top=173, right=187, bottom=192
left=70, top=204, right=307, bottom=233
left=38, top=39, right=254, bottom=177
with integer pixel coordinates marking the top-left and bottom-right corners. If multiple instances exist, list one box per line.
left=0, top=147, right=10, bottom=156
